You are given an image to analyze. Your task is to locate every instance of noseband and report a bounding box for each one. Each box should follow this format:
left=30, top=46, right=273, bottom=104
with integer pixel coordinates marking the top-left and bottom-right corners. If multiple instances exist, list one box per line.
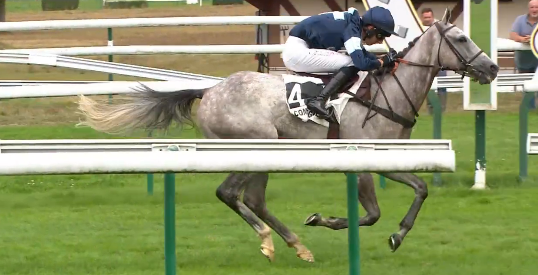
left=353, top=21, right=483, bottom=129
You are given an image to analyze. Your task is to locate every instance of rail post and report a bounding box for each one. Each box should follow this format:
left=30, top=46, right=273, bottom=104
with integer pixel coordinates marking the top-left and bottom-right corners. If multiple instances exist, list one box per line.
left=107, top=27, right=114, bottom=104
left=164, top=145, right=178, bottom=275
left=474, top=110, right=486, bottom=189
left=164, top=172, right=176, bottom=275
left=147, top=130, right=154, bottom=195
left=345, top=144, right=361, bottom=275
left=346, top=172, right=360, bottom=275
left=428, top=89, right=443, bottom=186
left=519, top=91, right=534, bottom=182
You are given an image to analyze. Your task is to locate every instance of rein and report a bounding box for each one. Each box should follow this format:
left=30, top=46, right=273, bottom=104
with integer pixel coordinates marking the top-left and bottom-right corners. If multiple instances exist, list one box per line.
left=352, top=21, right=483, bottom=129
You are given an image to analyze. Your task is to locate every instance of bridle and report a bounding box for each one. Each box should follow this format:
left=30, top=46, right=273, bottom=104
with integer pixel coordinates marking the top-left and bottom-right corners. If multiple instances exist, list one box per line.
left=349, top=21, right=483, bottom=128
left=398, top=21, right=484, bottom=80
left=353, top=20, right=484, bottom=129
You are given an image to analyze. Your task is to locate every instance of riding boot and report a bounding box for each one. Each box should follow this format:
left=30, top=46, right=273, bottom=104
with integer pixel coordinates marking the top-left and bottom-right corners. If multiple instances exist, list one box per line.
left=306, top=68, right=351, bottom=121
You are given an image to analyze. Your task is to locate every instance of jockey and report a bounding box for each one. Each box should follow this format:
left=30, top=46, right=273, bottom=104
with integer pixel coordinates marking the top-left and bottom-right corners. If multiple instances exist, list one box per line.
left=282, top=6, right=399, bottom=121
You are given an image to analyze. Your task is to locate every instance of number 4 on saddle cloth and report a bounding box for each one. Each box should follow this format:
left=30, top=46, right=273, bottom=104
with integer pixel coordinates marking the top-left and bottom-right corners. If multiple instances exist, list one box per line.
left=282, top=70, right=371, bottom=127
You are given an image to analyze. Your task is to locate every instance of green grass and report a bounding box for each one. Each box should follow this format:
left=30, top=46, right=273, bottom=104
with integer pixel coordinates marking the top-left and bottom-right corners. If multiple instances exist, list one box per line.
left=3, top=177, right=538, bottom=275
left=0, top=112, right=538, bottom=275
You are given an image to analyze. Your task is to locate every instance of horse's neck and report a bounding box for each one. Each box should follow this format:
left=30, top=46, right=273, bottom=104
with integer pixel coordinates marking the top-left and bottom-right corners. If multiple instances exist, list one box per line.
left=373, top=31, right=441, bottom=121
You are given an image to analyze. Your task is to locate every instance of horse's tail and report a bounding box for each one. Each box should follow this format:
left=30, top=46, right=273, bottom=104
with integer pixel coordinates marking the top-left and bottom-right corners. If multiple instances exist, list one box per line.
left=76, top=83, right=206, bottom=135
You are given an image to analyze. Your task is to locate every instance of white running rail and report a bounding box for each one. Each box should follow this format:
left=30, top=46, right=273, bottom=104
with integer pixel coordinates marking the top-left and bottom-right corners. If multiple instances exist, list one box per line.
left=0, top=139, right=455, bottom=175
left=0, top=138, right=453, bottom=153
left=0, top=53, right=223, bottom=82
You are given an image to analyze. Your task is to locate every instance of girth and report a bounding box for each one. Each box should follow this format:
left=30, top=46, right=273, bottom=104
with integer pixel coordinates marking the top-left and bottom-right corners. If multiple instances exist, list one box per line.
left=324, top=69, right=416, bottom=140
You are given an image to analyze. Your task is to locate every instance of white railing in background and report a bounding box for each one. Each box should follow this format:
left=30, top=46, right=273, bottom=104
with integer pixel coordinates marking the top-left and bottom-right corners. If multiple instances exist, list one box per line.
left=0, top=45, right=291, bottom=55
left=0, top=38, right=529, bottom=56
left=523, top=72, right=538, bottom=92
left=0, top=53, right=223, bottom=82
left=0, top=16, right=529, bottom=53
left=0, top=16, right=310, bottom=31
left=0, top=15, right=533, bottom=97
left=0, top=80, right=216, bottom=98
left=0, top=73, right=534, bottom=99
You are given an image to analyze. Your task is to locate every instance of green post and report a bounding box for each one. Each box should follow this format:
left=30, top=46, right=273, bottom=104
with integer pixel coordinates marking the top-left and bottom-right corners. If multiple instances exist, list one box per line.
left=147, top=130, right=154, bottom=195
left=473, top=110, right=486, bottom=189
left=379, top=175, right=386, bottom=189
left=346, top=173, right=360, bottom=275
left=107, top=28, right=114, bottom=104
left=147, top=174, right=154, bottom=195
left=164, top=172, right=176, bottom=275
left=519, top=92, right=534, bottom=181
left=427, top=90, right=443, bottom=186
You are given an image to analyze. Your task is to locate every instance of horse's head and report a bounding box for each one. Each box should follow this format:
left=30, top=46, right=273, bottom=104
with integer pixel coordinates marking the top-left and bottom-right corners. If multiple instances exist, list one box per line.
left=427, top=9, right=498, bottom=84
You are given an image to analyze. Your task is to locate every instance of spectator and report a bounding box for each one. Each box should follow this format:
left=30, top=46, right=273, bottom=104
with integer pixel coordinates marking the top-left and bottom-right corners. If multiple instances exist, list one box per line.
left=510, top=0, right=538, bottom=109
left=420, top=7, right=436, bottom=27
left=420, top=8, right=447, bottom=114
left=510, top=0, right=538, bottom=74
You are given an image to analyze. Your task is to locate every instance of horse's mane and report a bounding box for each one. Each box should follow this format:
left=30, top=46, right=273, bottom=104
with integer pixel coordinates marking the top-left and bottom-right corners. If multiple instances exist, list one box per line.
left=372, top=35, right=421, bottom=77
left=395, top=36, right=421, bottom=59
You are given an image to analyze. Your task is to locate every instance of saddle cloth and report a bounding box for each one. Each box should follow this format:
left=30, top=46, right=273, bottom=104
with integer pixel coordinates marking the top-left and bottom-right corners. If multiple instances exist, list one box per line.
left=282, top=71, right=368, bottom=127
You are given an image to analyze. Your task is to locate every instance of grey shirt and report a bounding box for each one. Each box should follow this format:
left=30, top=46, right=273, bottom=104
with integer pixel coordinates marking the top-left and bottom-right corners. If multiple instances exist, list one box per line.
left=511, top=14, right=538, bottom=71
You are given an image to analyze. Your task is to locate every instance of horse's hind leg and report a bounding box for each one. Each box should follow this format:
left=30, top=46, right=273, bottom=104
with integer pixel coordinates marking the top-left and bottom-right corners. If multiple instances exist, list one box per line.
left=215, top=172, right=276, bottom=262
left=304, top=173, right=381, bottom=229
left=379, top=172, right=428, bottom=252
left=242, top=173, right=315, bottom=263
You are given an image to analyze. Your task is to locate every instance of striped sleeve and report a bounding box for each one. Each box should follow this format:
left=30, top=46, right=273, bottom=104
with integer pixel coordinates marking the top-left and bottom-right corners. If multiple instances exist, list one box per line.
left=342, top=16, right=381, bottom=71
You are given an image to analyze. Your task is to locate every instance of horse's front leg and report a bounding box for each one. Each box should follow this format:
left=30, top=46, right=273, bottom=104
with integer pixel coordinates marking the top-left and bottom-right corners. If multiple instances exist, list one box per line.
left=304, top=173, right=381, bottom=230
left=379, top=172, right=428, bottom=252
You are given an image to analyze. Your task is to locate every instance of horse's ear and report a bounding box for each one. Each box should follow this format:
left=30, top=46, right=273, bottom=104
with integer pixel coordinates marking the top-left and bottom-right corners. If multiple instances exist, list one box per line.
left=441, top=8, right=452, bottom=25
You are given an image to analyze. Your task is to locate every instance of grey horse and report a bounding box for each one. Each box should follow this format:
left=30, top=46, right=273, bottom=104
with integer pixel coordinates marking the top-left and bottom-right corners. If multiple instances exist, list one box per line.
left=75, top=12, right=498, bottom=263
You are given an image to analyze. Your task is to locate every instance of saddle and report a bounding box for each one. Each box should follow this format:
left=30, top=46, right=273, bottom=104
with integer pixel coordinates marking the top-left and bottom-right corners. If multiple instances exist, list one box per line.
left=291, top=70, right=373, bottom=139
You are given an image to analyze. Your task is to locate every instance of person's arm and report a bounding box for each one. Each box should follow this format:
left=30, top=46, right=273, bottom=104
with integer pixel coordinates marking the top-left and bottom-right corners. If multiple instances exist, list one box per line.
left=510, top=16, right=529, bottom=43
left=364, top=50, right=379, bottom=60
left=510, top=32, right=530, bottom=43
left=510, top=31, right=528, bottom=43
left=342, top=22, right=382, bottom=70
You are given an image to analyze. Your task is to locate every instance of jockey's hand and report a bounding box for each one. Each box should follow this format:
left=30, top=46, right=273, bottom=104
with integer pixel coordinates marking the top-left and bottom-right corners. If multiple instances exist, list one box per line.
left=390, top=62, right=399, bottom=74
left=381, top=48, right=398, bottom=68
left=381, top=54, right=395, bottom=68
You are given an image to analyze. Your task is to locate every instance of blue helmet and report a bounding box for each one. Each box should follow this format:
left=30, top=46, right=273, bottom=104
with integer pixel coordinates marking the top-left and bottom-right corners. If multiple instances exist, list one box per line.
left=362, top=6, right=398, bottom=37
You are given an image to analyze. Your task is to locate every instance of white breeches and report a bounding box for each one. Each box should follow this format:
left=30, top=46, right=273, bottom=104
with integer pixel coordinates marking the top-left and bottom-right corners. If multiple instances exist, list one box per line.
left=282, top=36, right=354, bottom=73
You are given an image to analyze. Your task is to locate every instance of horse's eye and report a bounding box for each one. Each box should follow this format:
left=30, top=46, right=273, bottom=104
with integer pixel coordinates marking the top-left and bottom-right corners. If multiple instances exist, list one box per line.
left=457, top=36, right=467, bottom=43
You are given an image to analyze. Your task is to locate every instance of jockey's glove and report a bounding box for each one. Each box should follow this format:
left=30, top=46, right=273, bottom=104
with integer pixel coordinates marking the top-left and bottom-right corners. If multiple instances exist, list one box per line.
left=381, top=50, right=398, bottom=68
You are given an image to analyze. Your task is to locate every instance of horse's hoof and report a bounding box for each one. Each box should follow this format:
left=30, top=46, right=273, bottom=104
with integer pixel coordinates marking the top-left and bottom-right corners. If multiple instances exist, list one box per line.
left=304, top=213, right=321, bottom=226
left=388, top=233, right=402, bottom=252
left=260, top=245, right=275, bottom=262
left=297, top=250, right=315, bottom=263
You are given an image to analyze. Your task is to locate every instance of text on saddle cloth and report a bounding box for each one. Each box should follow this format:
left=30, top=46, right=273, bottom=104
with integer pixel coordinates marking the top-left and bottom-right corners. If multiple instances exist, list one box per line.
left=282, top=71, right=368, bottom=127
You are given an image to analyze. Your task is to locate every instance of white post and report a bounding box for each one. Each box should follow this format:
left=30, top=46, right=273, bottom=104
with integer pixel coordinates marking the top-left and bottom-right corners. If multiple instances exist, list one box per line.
left=462, top=0, right=471, bottom=109
left=490, top=0, right=498, bottom=110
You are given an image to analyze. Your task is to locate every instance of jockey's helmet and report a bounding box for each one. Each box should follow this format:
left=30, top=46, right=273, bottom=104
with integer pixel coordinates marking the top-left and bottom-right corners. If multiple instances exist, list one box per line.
left=361, top=6, right=399, bottom=37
